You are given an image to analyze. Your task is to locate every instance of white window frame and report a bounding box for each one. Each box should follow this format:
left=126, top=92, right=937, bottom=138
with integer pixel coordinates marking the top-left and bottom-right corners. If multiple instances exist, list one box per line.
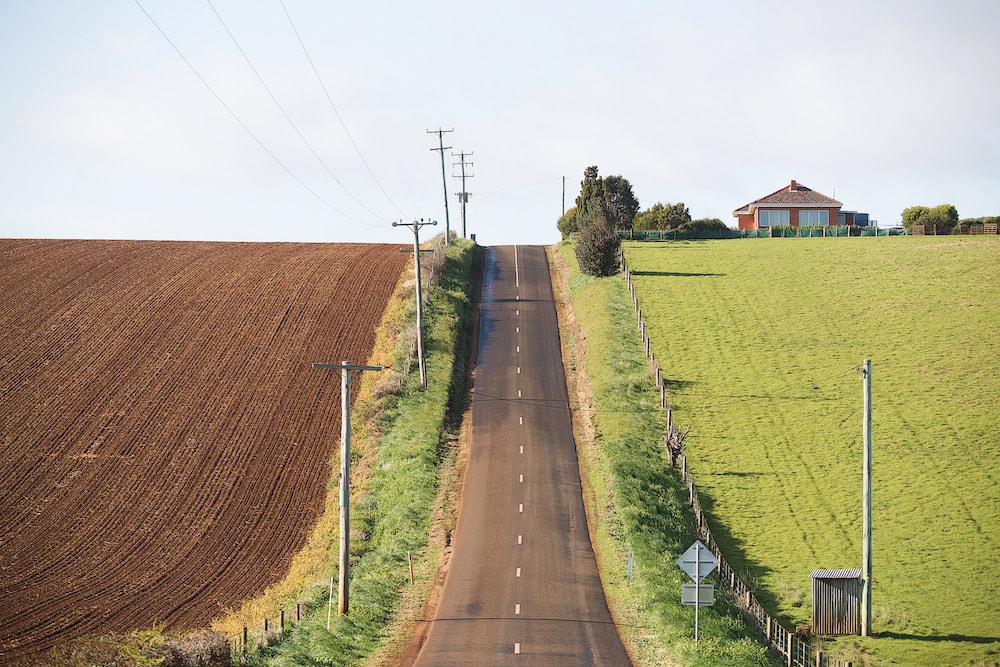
left=758, top=209, right=789, bottom=227
left=799, top=209, right=829, bottom=226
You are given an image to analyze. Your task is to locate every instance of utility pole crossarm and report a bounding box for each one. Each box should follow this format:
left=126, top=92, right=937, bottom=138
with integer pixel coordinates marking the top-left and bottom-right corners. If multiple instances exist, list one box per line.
left=312, top=363, right=382, bottom=371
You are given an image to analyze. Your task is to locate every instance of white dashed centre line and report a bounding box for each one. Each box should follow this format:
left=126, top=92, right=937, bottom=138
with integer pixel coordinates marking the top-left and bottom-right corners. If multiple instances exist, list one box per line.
left=516, top=567, right=521, bottom=577
left=517, top=366, right=521, bottom=374
left=519, top=445, right=523, bottom=454
left=517, top=534, right=522, bottom=544
left=515, top=603, right=521, bottom=615
left=518, top=389, right=521, bottom=398
left=516, top=326, right=519, bottom=333
left=519, top=503, right=523, bottom=513
left=517, top=345, right=520, bottom=353
left=519, top=474, right=523, bottom=483
left=514, top=643, right=521, bottom=655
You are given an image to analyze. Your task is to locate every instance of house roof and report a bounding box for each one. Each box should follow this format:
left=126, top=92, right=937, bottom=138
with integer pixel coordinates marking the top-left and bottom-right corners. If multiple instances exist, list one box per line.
left=733, top=180, right=842, bottom=214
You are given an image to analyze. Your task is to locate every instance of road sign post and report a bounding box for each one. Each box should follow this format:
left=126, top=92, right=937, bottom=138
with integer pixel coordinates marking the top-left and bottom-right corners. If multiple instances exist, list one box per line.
left=678, top=540, right=718, bottom=645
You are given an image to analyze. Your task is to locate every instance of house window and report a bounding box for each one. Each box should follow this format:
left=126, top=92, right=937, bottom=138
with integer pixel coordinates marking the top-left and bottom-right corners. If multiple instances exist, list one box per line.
left=799, top=210, right=829, bottom=226
left=758, top=210, right=789, bottom=227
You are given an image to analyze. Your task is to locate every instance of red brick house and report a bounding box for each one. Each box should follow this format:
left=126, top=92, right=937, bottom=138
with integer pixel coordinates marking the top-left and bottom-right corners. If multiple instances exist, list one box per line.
left=733, top=180, right=847, bottom=231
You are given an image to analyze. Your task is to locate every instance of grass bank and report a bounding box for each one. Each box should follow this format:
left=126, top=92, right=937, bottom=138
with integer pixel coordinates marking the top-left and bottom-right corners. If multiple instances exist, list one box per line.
left=622, top=237, right=1000, bottom=666
left=550, top=243, right=775, bottom=667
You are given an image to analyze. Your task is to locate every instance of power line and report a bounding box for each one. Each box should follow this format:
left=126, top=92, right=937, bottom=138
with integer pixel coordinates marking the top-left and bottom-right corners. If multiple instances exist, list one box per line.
left=204, top=0, right=388, bottom=225
left=131, top=0, right=382, bottom=228
left=477, top=177, right=561, bottom=197
left=279, top=0, right=408, bottom=219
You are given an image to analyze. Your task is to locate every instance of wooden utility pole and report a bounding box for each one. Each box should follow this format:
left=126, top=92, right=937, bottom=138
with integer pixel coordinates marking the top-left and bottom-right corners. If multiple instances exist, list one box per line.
left=393, top=219, right=437, bottom=388
left=312, top=361, right=382, bottom=616
left=452, top=150, right=473, bottom=238
left=427, top=128, right=453, bottom=244
left=862, top=358, right=873, bottom=636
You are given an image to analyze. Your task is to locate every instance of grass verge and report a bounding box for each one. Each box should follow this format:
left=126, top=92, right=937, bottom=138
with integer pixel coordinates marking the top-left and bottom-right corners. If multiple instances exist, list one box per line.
left=549, top=242, right=776, bottom=666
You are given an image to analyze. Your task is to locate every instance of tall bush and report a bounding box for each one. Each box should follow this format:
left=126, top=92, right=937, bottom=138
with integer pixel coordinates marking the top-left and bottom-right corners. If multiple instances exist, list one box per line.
left=575, top=210, right=620, bottom=277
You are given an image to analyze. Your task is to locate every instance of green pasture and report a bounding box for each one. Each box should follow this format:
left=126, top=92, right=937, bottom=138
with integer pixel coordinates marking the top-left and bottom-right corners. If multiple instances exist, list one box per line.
left=554, top=244, right=774, bottom=666
left=623, top=237, right=1000, bottom=666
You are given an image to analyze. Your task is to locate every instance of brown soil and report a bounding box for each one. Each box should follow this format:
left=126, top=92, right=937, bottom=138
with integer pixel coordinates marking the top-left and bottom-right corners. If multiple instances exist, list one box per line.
left=0, top=239, right=409, bottom=661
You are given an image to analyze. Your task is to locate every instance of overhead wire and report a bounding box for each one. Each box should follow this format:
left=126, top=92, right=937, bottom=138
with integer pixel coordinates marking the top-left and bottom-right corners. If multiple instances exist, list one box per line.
left=204, top=0, right=389, bottom=226
left=131, top=0, right=381, bottom=228
left=278, top=0, right=409, bottom=220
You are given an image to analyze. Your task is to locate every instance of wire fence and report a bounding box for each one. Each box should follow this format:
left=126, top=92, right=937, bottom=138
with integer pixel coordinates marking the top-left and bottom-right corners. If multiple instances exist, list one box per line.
left=616, top=226, right=906, bottom=241
left=621, top=253, right=858, bottom=667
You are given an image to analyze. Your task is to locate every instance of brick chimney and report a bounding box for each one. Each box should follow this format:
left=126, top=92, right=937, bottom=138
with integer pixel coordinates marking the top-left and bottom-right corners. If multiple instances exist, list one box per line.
left=790, top=179, right=798, bottom=190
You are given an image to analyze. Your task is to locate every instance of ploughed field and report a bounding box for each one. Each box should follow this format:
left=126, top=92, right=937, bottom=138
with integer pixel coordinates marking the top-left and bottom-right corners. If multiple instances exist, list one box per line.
left=0, top=239, right=408, bottom=660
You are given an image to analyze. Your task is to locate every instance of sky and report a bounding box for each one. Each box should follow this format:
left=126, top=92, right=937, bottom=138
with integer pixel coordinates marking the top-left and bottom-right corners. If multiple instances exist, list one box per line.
left=1, top=0, right=998, bottom=247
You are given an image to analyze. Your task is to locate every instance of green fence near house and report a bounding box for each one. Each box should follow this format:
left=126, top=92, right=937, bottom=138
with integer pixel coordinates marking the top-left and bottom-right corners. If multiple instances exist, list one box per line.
left=616, top=226, right=906, bottom=241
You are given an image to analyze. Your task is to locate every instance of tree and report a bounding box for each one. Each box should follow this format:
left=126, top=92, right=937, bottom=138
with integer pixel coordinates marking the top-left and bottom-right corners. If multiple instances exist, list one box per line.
left=575, top=166, right=603, bottom=211
left=902, top=204, right=959, bottom=234
left=557, top=206, right=580, bottom=239
left=901, top=205, right=930, bottom=232
left=634, top=201, right=691, bottom=231
left=575, top=207, right=619, bottom=277
left=570, top=166, right=639, bottom=231
left=602, top=175, right=639, bottom=230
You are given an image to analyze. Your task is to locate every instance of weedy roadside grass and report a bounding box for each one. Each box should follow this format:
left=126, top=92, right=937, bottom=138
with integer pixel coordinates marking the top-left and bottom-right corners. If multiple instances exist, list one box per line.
left=227, top=237, right=478, bottom=666
left=551, top=243, right=776, bottom=667
left=622, top=237, right=1000, bottom=666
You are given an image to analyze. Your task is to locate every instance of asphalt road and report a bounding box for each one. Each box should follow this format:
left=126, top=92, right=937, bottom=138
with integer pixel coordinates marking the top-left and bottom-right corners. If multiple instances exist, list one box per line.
left=413, top=246, right=630, bottom=666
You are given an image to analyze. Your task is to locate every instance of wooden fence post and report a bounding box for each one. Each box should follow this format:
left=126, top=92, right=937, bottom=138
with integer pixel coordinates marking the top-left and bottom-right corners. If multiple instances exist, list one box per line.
left=296, top=602, right=301, bottom=622
left=766, top=616, right=772, bottom=643
left=263, top=617, right=269, bottom=634
left=280, top=609, right=285, bottom=635
left=242, top=627, right=248, bottom=653
left=786, top=632, right=793, bottom=667
left=816, top=649, right=823, bottom=667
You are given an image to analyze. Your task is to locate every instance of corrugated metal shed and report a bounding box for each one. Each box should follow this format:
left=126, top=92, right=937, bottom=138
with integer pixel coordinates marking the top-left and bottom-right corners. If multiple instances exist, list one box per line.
left=811, top=568, right=862, bottom=579
left=810, top=568, right=862, bottom=636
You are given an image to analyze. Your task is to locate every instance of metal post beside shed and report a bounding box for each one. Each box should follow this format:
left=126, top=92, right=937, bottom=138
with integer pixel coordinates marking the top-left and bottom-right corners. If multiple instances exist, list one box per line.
left=810, top=568, right=862, bottom=636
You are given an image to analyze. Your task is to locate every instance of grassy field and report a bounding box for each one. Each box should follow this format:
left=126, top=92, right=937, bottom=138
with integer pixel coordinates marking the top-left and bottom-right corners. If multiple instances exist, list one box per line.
left=622, top=237, right=1000, bottom=666
left=552, top=244, right=776, bottom=666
